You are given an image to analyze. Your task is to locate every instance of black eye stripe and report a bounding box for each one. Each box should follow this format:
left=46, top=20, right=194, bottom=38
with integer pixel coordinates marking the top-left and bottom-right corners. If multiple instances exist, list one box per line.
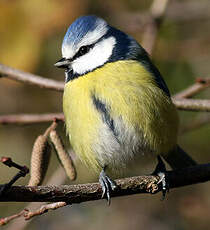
left=71, top=36, right=106, bottom=61
left=73, top=44, right=94, bottom=60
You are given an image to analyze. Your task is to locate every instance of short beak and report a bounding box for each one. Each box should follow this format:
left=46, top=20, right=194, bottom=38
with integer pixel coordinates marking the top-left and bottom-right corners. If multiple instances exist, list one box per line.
left=54, top=58, right=71, bottom=69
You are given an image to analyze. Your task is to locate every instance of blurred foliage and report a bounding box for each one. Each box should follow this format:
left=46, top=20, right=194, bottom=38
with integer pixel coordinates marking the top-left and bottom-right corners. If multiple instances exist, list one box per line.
left=1, top=0, right=210, bottom=230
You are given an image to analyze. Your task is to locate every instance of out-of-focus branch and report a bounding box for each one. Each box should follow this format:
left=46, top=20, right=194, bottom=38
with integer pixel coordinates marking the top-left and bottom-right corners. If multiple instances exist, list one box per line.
left=173, top=78, right=210, bottom=99
left=0, top=210, right=26, bottom=226
left=24, top=202, right=67, bottom=220
left=0, top=64, right=64, bottom=91
left=0, top=113, right=64, bottom=125
left=1, top=163, right=210, bottom=203
left=179, top=114, right=210, bottom=134
left=118, top=1, right=210, bottom=34
left=142, top=0, right=169, bottom=54
left=23, top=167, right=67, bottom=221
left=166, top=1, right=210, bottom=22
left=173, top=98, right=210, bottom=112
left=1, top=99, right=210, bottom=126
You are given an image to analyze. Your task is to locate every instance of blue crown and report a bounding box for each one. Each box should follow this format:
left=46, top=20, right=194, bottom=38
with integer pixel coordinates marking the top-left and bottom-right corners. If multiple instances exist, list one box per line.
left=63, top=16, right=107, bottom=48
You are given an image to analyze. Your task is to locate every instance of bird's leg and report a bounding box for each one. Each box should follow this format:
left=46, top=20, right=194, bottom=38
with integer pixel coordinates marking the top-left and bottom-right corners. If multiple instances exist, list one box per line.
left=99, top=166, right=118, bottom=205
left=153, top=155, right=169, bottom=200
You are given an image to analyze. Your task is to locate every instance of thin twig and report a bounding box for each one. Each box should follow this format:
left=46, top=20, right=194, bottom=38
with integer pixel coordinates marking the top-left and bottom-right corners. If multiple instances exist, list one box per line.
left=0, top=157, right=29, bottom=195
left=0, top=113, right=64, bottom=125
left=173, top=78, right=210, bottom=99
left=0, top=210, right=27, bottom=226
left=0, top=63, right=64, bottom=91
left=5, top=166, right=67, bottom=229
left=0, top=157, right=27, bottom=171
left=24, top=202, right=67, bottom=220
left=142, top=0, right=169, bottom=54
left=43, top=119, right=59, bottom=137
left=180, top=114, right=210, bottom=134
left=0, top=202, right=67, bottom=223
left=1, top=163, right=210, bottom=203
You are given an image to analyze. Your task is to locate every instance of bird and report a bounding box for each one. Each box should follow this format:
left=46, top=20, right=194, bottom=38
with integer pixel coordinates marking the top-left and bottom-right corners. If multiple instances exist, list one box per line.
left=55, top=15, right=196, bottom=203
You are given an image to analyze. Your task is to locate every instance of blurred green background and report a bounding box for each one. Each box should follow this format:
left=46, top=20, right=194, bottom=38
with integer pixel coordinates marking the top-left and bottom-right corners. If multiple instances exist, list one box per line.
left=1, top=0, right=210, bottom=229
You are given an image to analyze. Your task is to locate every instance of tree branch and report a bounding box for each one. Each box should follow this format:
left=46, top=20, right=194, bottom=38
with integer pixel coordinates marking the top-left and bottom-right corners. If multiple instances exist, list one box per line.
left=24, top=202, right=67, bottom=220
left=172, top=98, right=210, bottom=112
left=0, top=63, right=64, bottom=91
left=173, top=78, right=210, bottom=99
left=0, top=113, right=64, bottom=125
left=179, top=114, right=210, bottom=134
left=0, top=163, right=210, bottom=203
left=0, top=210, right=26, bottom=226
left=1, top=98, right=210, bottom=126
left=3, top=166, right=67, bottom=228
left=142, top=0, right=169, bottom=54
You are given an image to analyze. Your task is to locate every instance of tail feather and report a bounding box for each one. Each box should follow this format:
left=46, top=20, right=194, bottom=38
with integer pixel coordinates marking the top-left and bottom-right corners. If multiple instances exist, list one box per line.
left=163, top=145, right=197, bottom=170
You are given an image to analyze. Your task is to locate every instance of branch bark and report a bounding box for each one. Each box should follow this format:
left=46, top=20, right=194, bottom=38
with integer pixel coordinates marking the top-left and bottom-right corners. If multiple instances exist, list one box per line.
left=142, top=0, right=169, bottom=54
left=1, top=163, right=210, bottom=203
left=173, top=78, right=210, bottom=99
left=172, top=98, right=210, bottom=112
left=1, top=98, right=210, bottom=126
left=0, top=63, right=64, bottom=91
left=0, top=113, right=64, bottom=125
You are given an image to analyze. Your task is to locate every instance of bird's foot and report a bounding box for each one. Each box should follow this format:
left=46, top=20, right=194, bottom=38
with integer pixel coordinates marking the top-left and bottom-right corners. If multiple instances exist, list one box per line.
left=153, top=156, right=169, bottom=200
left=99, top=168, right=118, bottom=205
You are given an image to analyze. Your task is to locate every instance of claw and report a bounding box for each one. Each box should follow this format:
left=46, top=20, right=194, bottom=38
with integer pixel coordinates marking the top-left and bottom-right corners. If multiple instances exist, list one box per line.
left=99, top=168, right=117, bottom=205
left=157, top=172, right=168, bottom=200
left=153, top=156, right=169, bottom=200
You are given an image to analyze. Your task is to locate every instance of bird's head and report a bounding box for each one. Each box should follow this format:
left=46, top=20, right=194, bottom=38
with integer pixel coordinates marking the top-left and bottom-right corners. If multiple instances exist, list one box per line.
left=55, top=15, right=143, bottom=82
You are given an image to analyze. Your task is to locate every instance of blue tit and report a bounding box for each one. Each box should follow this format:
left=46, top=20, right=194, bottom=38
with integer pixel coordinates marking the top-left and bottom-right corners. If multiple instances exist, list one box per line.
left=55, top=15, right=196, bottom=202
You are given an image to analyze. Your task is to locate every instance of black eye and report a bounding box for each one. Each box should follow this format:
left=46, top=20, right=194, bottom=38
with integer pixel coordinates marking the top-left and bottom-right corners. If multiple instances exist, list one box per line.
left=77, top=45, right=91, bottom=57
left=72, top=44, right=94, bottom=60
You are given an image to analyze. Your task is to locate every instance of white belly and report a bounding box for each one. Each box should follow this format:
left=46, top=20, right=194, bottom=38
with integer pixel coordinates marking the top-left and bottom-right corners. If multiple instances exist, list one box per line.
left=92, top=116, right=152, bottom=175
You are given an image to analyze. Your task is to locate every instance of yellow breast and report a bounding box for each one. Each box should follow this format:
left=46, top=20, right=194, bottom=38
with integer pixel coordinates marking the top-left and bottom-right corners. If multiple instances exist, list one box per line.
left=63, top=60, right=179, bottom=173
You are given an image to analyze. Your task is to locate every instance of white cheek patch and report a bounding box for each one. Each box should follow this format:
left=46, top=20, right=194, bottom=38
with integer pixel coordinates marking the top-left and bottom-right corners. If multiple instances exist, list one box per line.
left=72, top=36, right=116, bottom=75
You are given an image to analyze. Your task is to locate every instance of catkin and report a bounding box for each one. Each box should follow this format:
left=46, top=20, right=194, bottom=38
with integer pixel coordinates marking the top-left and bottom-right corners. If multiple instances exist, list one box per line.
left=28, top=135, right=51, bottom=186
left=50, top=130, right=76, bottom=181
